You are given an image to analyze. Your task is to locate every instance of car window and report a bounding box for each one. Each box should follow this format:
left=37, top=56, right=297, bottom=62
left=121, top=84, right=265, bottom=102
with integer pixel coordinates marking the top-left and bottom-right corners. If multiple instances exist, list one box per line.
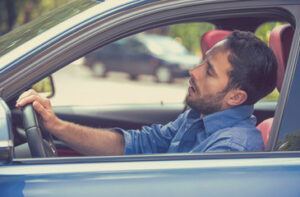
left=275, top=35, right=300, bottom=151
left=50, top=21, right=284, bottom=107
left=50, top=22, right=211, bottom=106
left=29, top=20, right=291, bottom=158
left=6, top=0, right=297, bottom=163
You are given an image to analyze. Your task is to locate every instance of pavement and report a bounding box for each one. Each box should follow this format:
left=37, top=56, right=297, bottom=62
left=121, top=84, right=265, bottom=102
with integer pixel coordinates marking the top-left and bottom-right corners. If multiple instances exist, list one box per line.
left=50, top=59, right=189, bottom=106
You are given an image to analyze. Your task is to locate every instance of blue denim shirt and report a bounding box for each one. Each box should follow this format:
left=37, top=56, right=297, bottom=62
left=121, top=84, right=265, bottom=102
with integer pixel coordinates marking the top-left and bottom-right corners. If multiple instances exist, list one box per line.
left=115, top=105, right=264, bottom=154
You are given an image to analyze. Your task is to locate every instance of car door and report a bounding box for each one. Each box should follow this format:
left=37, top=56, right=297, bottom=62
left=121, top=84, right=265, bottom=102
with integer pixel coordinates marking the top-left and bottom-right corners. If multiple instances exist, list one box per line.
left=1, top=153, right=300, bottom=197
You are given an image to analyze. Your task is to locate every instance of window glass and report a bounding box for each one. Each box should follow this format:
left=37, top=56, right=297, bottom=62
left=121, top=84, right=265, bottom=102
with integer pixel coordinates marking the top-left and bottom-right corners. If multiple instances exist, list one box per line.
left=276, top=49, right=300, bottom=151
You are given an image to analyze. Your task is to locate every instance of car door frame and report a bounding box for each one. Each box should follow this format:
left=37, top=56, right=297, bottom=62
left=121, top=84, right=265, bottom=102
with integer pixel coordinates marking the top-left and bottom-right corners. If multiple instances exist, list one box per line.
left=0, top=0, right=300, bottom=177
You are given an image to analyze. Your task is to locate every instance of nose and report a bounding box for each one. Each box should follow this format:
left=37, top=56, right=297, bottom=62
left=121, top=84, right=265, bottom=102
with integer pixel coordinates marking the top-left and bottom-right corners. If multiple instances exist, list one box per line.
left=189, top=64, right=203, bottom=79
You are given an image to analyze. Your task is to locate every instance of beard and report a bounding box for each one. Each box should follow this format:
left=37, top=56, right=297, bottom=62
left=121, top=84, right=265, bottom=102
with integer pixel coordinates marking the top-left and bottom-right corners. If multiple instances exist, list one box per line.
left=186, top=89, right=228, bottom=115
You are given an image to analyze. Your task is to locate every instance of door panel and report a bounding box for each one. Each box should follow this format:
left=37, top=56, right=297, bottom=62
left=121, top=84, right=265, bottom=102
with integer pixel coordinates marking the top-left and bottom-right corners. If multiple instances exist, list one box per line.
left=2, top=157, right=300, bottom=197
left=53, top=101, right=276, bottom=130
left=53, top=103, right=185, bottom=130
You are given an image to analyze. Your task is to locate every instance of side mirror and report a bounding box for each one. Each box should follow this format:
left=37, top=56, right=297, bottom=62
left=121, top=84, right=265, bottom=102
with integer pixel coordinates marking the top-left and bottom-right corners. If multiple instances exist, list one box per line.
left=32, top=76, right=55, bottom=98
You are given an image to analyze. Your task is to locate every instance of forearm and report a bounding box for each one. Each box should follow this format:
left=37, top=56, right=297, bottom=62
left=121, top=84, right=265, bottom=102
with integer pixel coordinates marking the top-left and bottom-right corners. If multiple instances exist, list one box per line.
left=51, top=119, right=125, bottom=156
left=16, top=89, right=125, bottom=156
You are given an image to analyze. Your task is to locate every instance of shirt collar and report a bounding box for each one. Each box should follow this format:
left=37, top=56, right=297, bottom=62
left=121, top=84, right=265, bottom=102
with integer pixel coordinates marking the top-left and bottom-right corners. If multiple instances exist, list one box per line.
left=200, top=105, right=254, bottom=136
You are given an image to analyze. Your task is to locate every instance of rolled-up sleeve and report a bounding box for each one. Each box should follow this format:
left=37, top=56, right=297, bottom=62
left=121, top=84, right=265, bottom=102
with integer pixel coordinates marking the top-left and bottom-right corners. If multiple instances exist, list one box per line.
left=113, top=112, right=187, bottom=155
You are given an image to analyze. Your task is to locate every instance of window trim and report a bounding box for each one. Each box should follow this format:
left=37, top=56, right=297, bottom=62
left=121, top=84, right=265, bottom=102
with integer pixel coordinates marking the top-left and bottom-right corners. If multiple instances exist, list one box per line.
left=12, top=151, right=300, bottom=165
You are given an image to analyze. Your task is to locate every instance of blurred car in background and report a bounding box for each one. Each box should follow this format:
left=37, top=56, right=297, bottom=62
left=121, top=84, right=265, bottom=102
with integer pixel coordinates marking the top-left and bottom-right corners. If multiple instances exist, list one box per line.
left=84, top=34, right=200, bottom=82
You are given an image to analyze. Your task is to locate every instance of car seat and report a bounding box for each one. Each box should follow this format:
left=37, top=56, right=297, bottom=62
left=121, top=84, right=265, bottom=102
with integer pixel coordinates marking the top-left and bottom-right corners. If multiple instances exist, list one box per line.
left=256, top=24, right=294, bottom=149
left=201, top=30, right=231, bottom=58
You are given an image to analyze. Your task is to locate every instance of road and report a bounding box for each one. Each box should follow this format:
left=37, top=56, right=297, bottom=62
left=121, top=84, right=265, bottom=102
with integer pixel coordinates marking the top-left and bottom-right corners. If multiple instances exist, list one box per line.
left=50, top=59, right=189, bottom=106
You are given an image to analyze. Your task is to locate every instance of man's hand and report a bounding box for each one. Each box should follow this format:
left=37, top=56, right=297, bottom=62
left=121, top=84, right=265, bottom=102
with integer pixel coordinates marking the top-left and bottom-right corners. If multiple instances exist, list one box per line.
left=16, top=89, right=61, bottom=133
left=16, top=89, right=125, bottom=156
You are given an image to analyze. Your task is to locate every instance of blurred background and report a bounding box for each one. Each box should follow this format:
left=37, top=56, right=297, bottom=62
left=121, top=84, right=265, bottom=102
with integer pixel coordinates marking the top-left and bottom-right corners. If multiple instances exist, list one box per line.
left=0, top=0, right=72, bottom=35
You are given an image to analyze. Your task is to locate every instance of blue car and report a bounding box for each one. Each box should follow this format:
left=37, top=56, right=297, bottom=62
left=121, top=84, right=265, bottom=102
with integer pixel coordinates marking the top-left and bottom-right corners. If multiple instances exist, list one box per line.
left=84, top=34, right=200, bottom=82
left=0, top=0, right=300, bottom=196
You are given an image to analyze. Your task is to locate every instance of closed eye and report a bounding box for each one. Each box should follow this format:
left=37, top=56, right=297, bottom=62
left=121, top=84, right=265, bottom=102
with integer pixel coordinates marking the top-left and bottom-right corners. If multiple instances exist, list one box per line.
left=207, top=60, right=217, bottom=77
left=206, top=67, right=212, bottom=76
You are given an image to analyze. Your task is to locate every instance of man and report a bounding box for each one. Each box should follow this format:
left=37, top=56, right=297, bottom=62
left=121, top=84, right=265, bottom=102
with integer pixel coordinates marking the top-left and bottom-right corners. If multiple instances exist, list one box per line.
left=16, top=31, right=277, bottom=156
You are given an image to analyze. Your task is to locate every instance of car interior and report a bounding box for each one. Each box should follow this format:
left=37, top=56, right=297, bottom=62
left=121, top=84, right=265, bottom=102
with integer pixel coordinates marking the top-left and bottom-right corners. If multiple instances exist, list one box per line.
left=11, top=17, right=294, bottom=158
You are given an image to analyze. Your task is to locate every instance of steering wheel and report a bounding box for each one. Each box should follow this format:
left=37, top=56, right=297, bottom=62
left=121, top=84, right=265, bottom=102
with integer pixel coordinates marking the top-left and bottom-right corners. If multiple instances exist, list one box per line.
left=22, top=104, right=57, bottom=157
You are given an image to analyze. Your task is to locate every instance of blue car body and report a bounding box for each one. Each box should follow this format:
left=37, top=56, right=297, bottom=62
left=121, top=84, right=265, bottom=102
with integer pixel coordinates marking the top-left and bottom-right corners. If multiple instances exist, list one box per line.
left=0, top=0, right=300, bottom=196
left=2, top=156, right=300, bottom=196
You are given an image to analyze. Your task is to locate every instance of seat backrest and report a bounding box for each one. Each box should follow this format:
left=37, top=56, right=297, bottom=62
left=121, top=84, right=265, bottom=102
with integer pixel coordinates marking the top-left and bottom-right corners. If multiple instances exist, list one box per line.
left=256, top=118, right=274, bottom=149
left=269, top=24, right=294, bottom=92
left=201, top=30, right=231, bottom=58
left=256, top=24, right=294, bottom=149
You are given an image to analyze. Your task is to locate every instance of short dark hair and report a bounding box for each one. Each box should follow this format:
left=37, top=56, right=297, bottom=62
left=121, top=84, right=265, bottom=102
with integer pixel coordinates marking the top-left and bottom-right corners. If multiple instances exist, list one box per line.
left=224, top=30, right=278, bottom=105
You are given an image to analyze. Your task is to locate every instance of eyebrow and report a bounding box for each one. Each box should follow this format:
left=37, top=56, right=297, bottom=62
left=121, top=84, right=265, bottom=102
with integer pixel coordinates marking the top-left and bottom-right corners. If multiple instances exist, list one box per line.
left=207, top=60, right=218, bottom=77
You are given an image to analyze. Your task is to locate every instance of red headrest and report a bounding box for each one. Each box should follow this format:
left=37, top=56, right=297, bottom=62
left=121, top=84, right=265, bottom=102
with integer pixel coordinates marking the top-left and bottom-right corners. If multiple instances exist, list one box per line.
left=201, top=30, right=231, bottom=58
left=269, top=24, right=294, bottom=92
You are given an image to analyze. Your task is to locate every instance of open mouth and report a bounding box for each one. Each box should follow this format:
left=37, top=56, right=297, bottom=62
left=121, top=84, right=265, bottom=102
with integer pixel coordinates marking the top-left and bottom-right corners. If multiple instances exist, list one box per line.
left=188, top=86, right=195, bottom=95
left=188, top=79, right=196, bottom=95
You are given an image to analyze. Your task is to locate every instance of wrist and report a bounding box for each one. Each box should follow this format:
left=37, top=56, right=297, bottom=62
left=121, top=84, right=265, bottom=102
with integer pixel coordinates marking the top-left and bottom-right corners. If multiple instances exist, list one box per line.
left=46, top=117, right=67, bottom=136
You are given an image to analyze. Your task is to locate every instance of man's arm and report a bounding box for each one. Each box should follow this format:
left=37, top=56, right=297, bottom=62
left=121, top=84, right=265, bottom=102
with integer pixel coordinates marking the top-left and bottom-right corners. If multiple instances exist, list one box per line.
left=16, top=89, right=124, bottom=156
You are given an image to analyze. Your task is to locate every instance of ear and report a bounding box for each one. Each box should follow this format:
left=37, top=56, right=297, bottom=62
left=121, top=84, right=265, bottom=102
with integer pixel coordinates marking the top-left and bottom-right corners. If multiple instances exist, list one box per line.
left=225, top=89, right=248, bottom=106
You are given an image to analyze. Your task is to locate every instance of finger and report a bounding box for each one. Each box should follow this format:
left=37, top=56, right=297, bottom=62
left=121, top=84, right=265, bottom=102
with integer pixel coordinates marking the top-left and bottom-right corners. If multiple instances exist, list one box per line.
left=32, top=101, right=49, bottom=121
left=16, top=94, right=47, bottom=108
left=16, top=89, right=38, bottom=103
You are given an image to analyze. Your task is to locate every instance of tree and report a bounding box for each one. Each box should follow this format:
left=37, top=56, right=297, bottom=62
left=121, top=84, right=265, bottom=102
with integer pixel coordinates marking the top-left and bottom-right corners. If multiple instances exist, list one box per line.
left=168, top=23, right=214, bottom=54
left=0, top=0, right=73, bottom=35
left=0, top=0, right=16, bottom=34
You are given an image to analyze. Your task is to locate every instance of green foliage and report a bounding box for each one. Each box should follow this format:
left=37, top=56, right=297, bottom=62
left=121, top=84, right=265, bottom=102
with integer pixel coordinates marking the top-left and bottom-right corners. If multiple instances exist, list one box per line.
left=261, top=89, right=280, bottom=101
left=0, top=0, right=94, bottom=35
left=254, top=22, right=286, bottom=45
left=32, top=77, right=53, bottom=93
left=167, top=21, right=286, bottom=55
left=0, top=0, right=99, bottom=56
left=168, top=23, right=214, bottom=54
left=15, top=0, right=74, bottom=24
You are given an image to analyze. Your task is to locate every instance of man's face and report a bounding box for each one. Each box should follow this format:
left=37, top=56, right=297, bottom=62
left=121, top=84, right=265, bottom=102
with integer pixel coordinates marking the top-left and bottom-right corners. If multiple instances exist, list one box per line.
left=186, top=43, right=233, bottom=115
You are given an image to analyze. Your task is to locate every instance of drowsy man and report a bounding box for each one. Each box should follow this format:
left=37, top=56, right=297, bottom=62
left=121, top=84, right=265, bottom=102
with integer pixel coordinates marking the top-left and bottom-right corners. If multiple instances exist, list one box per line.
left=16, top=31, right=277, bottom=155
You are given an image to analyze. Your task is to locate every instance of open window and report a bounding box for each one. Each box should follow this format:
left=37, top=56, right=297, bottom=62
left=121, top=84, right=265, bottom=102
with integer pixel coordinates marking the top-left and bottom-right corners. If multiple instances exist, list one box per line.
left=5, top=0, right=297, bottom=161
